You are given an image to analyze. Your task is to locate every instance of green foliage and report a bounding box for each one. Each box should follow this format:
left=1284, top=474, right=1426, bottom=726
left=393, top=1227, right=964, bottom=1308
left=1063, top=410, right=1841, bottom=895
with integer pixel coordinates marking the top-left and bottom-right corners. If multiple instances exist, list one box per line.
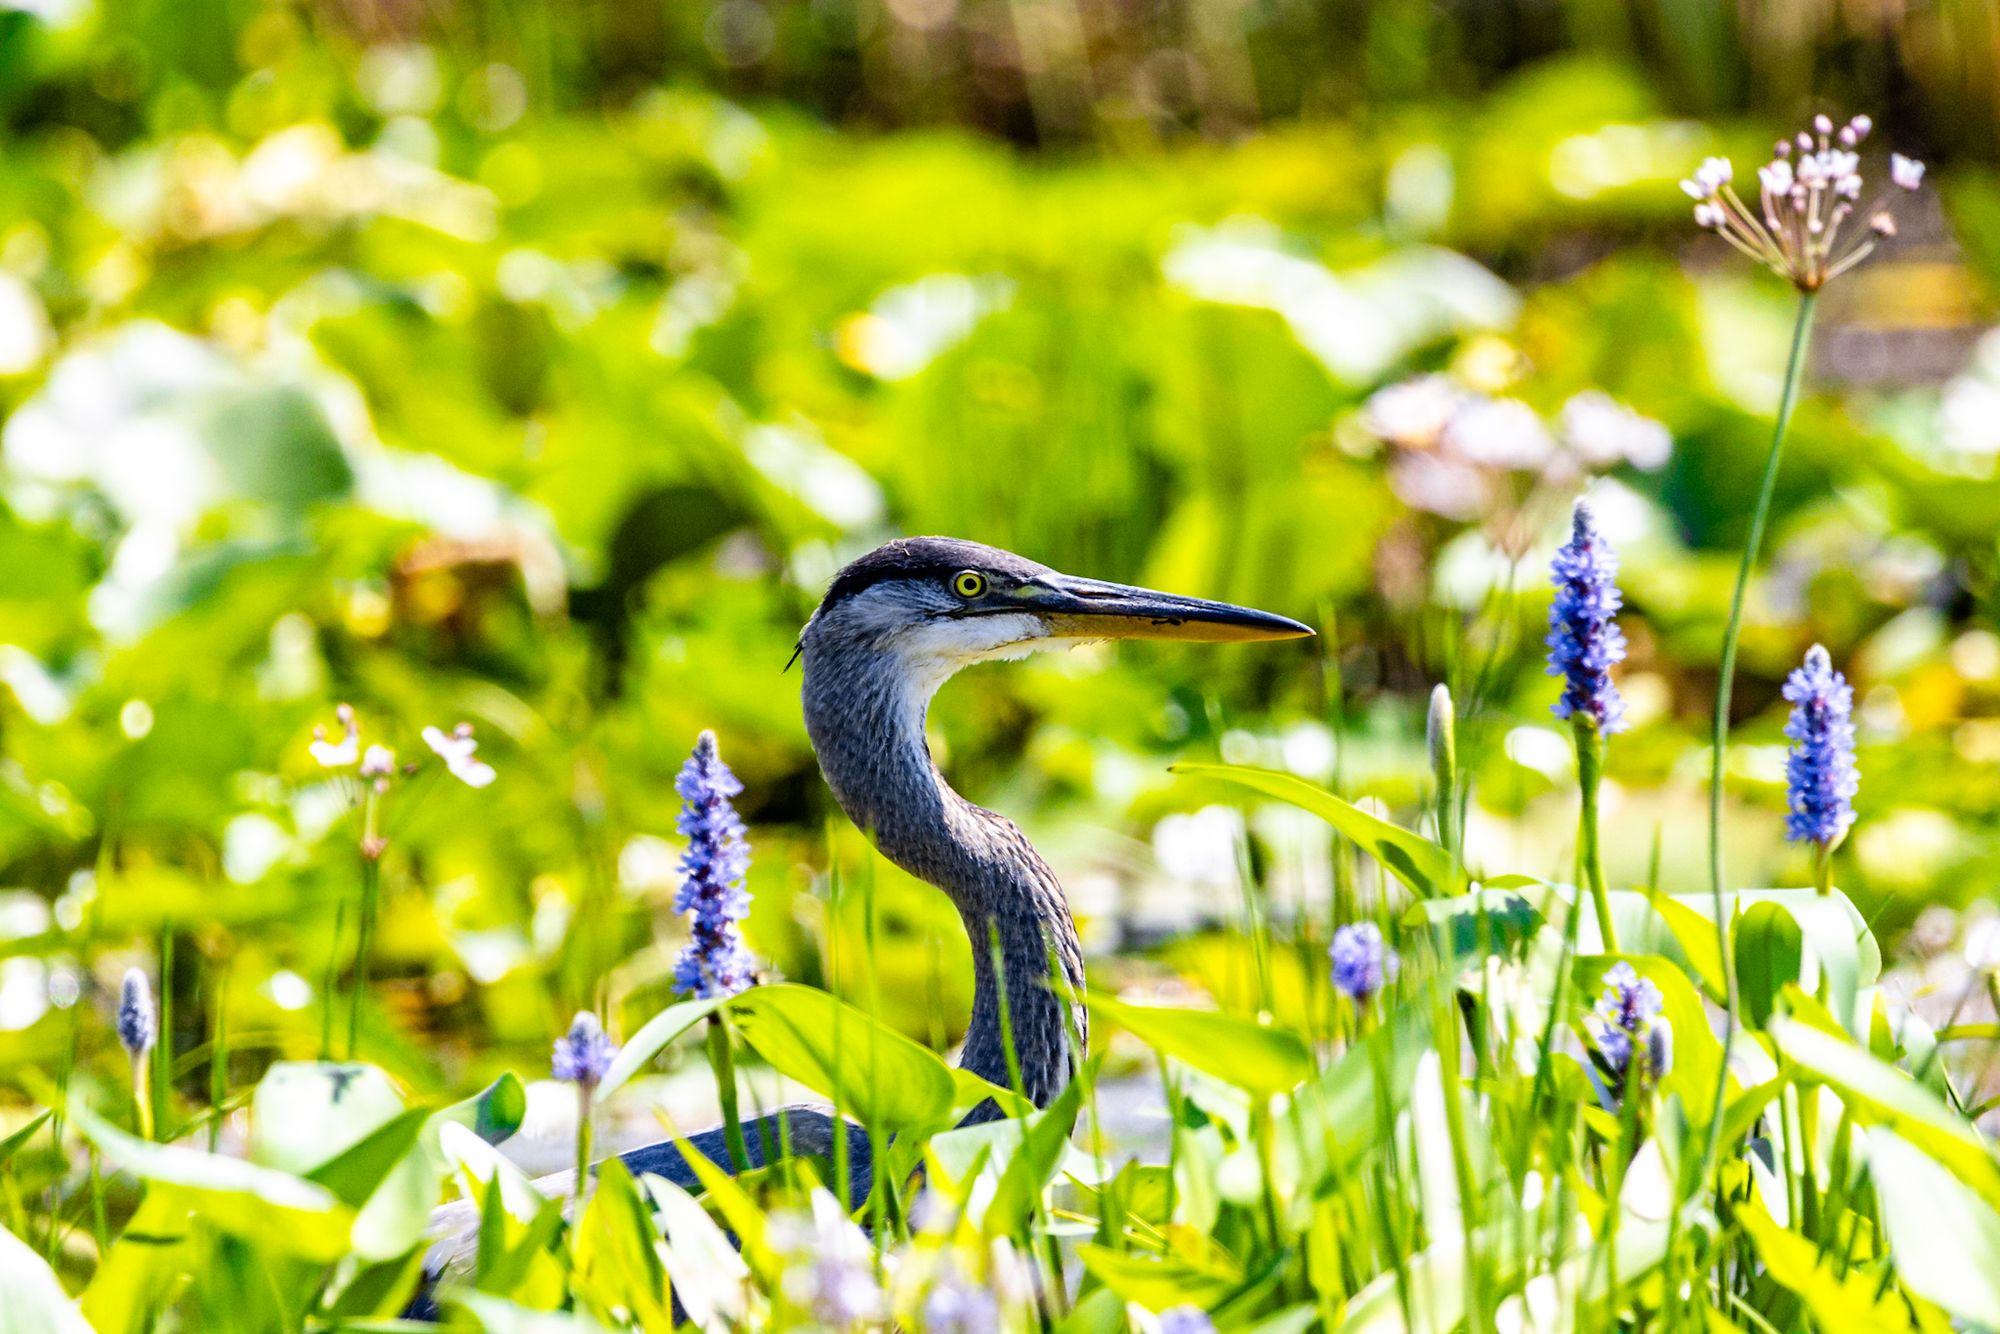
left=2, top=3, right=2000, bottom=1330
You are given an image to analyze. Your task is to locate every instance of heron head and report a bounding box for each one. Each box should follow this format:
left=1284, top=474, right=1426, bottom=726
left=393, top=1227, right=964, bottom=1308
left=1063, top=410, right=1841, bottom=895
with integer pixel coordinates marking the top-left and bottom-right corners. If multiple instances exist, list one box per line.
left=798, top=537, right=1312, bottom=679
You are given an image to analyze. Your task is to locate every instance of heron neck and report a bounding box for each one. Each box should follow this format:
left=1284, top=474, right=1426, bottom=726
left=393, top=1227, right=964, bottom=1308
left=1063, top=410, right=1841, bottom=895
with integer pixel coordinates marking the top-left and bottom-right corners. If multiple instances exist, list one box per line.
left=801, top=644, right=1084, bottom=1109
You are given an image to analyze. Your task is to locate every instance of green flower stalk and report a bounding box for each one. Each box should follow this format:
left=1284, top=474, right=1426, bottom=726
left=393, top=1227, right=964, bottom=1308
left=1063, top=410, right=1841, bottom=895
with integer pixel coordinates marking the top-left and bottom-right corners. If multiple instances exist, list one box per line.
left=308, top=705, right=497, bottom=1058
left=1427, top=683, right=1458, bottom=867
left=552, top=1011, right=617, bottom=1200
left=1679, top=107, right=1923, bottom=1193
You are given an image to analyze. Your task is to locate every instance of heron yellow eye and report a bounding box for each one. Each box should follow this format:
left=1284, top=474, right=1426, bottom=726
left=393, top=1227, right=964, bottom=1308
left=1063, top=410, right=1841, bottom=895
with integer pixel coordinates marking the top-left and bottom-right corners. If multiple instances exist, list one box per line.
left=951, top=570, right=987, bottom=599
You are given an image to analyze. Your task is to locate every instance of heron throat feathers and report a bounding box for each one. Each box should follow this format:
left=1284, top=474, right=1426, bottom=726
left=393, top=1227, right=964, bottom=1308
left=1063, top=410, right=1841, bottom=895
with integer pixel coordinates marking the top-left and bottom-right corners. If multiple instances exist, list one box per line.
left=799, top=636, right=1084, bottom=1107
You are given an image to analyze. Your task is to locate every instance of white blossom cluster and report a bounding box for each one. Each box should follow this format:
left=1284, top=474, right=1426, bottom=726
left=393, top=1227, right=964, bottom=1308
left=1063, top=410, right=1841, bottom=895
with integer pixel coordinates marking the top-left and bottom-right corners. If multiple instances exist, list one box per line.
left=1361, top=374, right=1669, bottom=522
left=1680, top=112, right=1923, bottom=290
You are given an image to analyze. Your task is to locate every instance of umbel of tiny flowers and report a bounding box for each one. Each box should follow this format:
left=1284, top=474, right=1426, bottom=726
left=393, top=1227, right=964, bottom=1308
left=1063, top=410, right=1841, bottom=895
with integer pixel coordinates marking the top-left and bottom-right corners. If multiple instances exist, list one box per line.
left=1330, top=922, right=1399, bottom=1008
left=117, top=968, right=156, bottom=1140
left=1585, top=962, right=1672, bottom=1110
left=1680, top=113, right=1924, bottom=292
left=1547, top=502, right=1625, bottom=951
left=1783, top=644, right=1859, bottom=895
left=553, top=1011, right=619, bottom=1197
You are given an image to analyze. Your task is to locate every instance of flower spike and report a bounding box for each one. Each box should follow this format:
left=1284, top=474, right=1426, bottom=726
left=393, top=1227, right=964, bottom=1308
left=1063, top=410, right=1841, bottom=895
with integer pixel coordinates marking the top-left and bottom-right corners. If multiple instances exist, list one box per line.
left=1546, top=502, right=1628, bottom=734
left=673, top=731, right=757, bottom=999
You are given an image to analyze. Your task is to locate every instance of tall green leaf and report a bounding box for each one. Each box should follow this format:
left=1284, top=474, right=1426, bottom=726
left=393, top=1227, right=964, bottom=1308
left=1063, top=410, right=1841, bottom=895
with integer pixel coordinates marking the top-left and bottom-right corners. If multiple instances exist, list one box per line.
left=1869, top=1127, right=2000, bottom=1328
left=727, top=983, right=955, bottom=1130
left=1089, top=991, right=1312, bottom=1096
left=71, top=1098, right=354, bottom=1262
left=1171, top=763, right=1464, bottom=898
left=0, top=1220, right=96, bottom=1334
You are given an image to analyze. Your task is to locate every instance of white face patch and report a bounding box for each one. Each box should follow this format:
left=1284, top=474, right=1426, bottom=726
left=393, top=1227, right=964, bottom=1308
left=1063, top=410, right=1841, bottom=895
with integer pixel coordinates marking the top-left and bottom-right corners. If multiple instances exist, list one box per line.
left=804, top=582, right=1072, bottom=711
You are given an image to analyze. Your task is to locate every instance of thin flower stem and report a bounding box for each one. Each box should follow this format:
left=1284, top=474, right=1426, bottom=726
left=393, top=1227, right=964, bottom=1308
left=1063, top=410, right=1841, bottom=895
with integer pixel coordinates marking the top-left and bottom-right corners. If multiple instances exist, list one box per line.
left=573, top=1082, right=592, bottom=1209
left=348, top=842, right=381, bottom=1058
left=1701, top=288, right=1819, bottom=1185
left=1813, top=842, right=1834, bottom=898
left=706, top=1013, right=753, bottom=1176
left=1574, top=716, right=1617, bottom=954
left=131, top=1052, right=153, bottom=1142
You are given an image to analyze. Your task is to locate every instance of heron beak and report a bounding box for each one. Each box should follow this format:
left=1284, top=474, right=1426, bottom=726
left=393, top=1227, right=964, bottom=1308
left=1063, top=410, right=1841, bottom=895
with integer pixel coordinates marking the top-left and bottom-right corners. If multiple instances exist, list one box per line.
left=1018, top=574, right=1314, bottom=644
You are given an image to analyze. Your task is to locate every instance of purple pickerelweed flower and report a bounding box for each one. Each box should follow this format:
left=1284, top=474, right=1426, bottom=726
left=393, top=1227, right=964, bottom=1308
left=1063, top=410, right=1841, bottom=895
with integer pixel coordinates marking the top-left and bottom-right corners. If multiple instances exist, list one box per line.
left=1586, top=962, right=1670, bottom=1102
left=1546, top=502, right=1628, bottom=734
left=1159, top=1308, right=1218, bottom=1334
left=672, top=731, right=756, bottom=999
left=552, top=1011, right=618, bottom=1088
left=1330, top=922, right=1399, bottom=1004
left=116, top=968, right=155, bottom=1057
left=920, top=1261, right=1001, bottom=1334
left=1782, top=645, right=1859, bottom=848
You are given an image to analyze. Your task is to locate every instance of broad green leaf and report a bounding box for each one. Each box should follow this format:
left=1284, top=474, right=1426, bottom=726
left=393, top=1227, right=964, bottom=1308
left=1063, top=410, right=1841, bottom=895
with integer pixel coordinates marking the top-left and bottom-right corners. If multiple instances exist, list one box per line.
left=0, top=1110, right=51, bottom=1168
left=727, top=983, right=954, bottom=1130
left=71, top=1098, right=354, bottom=1262
left=949, top=1066, right=1033, bottom=1121
left=1089, top=991, right=1311, bottom=1096
left=0, top=1220, right=96, bottom=1334
left=430, top=1072, right=530, bottom=1149
left=1739, top=1202, right=1908, bottom=1334
left=1059, top=1286, right=1128, bottom=1334
left=1171, top=763, right=1463, bottom=898
left=642, top=1174, right=750, bottom=1330
left=1770, top=1017, right=2000, bottom=1215
left=1076, top=1244, right=1242, bottom=1312
left=81, top=1194, right=197, bottom=1334
left=1646, top=891, right=1725, bottom=996
left=1735, top=902, right=1803, bottom=1031
left=1869, top=1127, right=2000, bottom=1328
left=664, top=1124, right=780, bottom=1282
left=248, top=1062, right=406, bottom=1177
left=570, top=1158, right=675, bottom=1334
left=307, top=1108, right=430, bottom=1208
left=595, top=997, right=727, bottom=1103
left=1409, top=889, right=1543, bottom=969
left=311, top=1108, right=438, bottom=1262
left=979, top=1069, right=1086, bottom=1238
left=449, top=1290, right=616, bottom=1333
left=1286, top=1010, right=1427, bottom=1190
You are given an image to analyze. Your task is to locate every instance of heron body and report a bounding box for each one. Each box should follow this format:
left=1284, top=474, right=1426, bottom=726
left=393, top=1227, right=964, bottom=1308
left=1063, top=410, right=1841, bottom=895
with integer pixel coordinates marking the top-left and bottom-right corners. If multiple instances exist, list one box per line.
left=415, top=538, right=1308, bottom=1307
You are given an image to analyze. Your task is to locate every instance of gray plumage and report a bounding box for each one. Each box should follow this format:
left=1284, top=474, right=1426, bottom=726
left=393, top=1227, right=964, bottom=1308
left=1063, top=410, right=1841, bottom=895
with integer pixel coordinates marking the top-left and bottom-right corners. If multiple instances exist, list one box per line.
left=412, top=538, right=1308, bottom=1315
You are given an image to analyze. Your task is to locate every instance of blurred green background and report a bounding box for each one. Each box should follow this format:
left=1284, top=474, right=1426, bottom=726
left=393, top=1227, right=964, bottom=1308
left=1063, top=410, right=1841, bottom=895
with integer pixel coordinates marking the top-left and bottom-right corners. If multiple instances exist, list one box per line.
left=1, top=0, right=1998, bottom=1119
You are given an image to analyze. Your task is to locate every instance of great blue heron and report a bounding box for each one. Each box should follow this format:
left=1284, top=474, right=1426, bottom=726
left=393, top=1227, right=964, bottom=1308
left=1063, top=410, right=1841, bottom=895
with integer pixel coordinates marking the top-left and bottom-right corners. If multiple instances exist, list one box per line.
left=417, top=537, right=1309, bottom=1299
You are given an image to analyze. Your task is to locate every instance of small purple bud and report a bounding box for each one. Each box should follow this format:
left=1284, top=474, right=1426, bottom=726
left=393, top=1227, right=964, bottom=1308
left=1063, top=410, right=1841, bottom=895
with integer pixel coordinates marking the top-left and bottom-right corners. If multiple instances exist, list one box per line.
left=117, top=968, right=155, bottom=1057
left=1330, top=922, right=1398, bottom=1004
left=552, top=1011, right=617, bottom=1088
